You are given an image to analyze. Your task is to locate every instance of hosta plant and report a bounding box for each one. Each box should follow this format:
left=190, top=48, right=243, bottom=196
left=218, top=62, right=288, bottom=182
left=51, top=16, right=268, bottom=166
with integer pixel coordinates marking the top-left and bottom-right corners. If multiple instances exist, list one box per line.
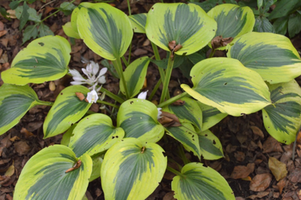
left=1, top=2, right=301, bottom=200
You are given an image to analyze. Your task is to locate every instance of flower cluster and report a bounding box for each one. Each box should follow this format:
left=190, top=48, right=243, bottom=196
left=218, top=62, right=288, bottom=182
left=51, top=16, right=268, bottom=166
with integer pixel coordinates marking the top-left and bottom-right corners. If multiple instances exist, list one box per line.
left=69, top=60, right=107, bottom=103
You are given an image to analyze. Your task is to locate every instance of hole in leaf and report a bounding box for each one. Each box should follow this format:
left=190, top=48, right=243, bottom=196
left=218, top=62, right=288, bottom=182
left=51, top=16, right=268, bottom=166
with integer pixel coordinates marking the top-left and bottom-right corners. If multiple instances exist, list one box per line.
left=38, top=42, right=44, bottom=46
left=130, top=101, right=134, bottom=104
left=224, top=82, right=227, bottom=85
left=213, top=140, right=216, bottom=144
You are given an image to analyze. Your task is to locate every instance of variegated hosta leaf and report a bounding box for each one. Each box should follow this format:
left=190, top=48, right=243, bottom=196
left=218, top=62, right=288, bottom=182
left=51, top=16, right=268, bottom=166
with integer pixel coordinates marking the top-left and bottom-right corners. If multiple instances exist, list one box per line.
left=145, top=3, right=217, bottom=56
left=198, top=102, right=227, bottom=131
left=164, top=97, right=202, bottom=130
left=69, top=113, right=125, bottom=157
left=165, top=123, right=201, bottom=158
left=198, top=130, right=223, bottom=160
left=76, top=3, right=133, bottom=60
left=172, top=163, right=235, bottom=200
left=89, top=154, right=103, bottom=182
left=117, top=99, right=164, bottom=143
left=43, top=85, right=91, bottom=139
left=120, top=56, right=150, bottom=98
left=207, top=4, right=255, bottom=39
left=101, top=138, right=167, bottom=200
left=2, top=35, right=71, bottom=85
left=181, top=57, right=271, bottom=116
left=0, top=84, right=41, bottom=135
left=70, top=7, right=80, bottom=37
left=62, top=22, right=80, bottom=39
left=228, top=32, right=301, bottom=84
left=129, top=13, right=147, bottom=33
left=14, top=145, right=92, bottom=200
left=61, top=124, right=77, bottom=146
left=262, top=80, right=301, bottom=144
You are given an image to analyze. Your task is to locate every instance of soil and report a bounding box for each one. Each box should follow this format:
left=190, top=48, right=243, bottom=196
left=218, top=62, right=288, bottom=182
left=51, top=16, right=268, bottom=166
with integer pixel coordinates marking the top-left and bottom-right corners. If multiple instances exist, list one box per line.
left=1, top=0, right=301, bottom=200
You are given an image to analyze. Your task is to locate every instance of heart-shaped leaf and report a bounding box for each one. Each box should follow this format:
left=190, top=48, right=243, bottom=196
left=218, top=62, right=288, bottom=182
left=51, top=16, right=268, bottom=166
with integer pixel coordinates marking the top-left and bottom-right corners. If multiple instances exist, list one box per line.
left=165, top=123, right=201, bottom=158
left=0, top=84, right=41, bottom=135
left=129, top=13, right=147, bottom=33
left=14, top=145, right=92, bottom=200
left=69, top=113, right=124, bottom=157
left=117, top=99, right=164, bottom=143
left=43, top=85, right=91, bottom=138
left=228, top=32, right=301, bottom=84
left=76, top=3, right=133, bottom=60
left=198, top=102, right=227, bottom=131
left=145, top=3, right=217, bottom=55
left=181, top=57, right=271, bottom=116
left=2, top=35, right=71, bottom=85
left=262, top=80, right=301, bottom=144
left=120, top=56, right=150, bottom=98
left=101, top=138, right=167, bottom=200
left=62, top=22, right=80, bottom=39
left=198, top=129, right=223, bottom=160
left=172, top=163, right=235, bottom=200
left=207, top=4, right=255, bottom=39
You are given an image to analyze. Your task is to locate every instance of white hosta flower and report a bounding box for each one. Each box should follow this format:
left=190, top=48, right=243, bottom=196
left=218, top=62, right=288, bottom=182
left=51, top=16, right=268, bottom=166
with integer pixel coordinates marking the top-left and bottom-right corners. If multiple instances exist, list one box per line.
left=137, top=91, right=162, bottom=120
left=137, top=90, right=148, bottom=100
left=70, top=61, right=107, bottom=87
left=86, top=89, right=98, bottom=103
left=157, top=108, right=162, bottom=119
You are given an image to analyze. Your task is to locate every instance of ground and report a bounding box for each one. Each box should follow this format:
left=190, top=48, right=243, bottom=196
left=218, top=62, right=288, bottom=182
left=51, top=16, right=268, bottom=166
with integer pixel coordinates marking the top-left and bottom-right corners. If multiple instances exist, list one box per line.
left=1, top=0, right=301, bottom=199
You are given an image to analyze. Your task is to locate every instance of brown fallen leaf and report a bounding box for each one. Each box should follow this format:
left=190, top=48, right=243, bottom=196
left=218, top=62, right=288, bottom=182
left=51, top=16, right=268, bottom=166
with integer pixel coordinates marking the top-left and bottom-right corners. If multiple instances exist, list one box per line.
left=4, top=161, right=14, bottom=177
left=0, top=30, right=7, bottom=38
left=250, top=125, right=264, bottom=138
left=231, top=163, right=255, bottom=179
left=247, top=191, right=269, bottom=199
left=20, top=127, right=35, bottom=138
left=14, top=141, right=31, bottom=156
left=163, top=192, right=176, bottom=200
left=269, top=157, right=287, bottom=181
left=287, top=168, right=301, bottom=183
left=277, top=178, right=286, bottom=194
left=262, top=136, right=283, bottom=153
left=9, top=136, right=20, bottom=142
left=250, top=173, right=272, bottom=192
left=6, top=10, right=17, bottom=18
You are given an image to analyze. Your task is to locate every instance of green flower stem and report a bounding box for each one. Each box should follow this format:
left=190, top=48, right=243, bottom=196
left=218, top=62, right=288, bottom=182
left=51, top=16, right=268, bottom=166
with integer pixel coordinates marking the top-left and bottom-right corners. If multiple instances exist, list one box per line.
left=151, top=42, right=161, bottom=61
left=150, top=42, right=169, bottom=100
left=127, top=41, right=132, bottom=64
left=178, top=145, right=190, bottom=165
left=151, top=42, right=165, bottom=81
left=96, top=100, right=119, bottom=108
left=99, top=87, right=124, bottom=104
left=127, top=0, right=131, bottom=16
left=122, top=56, right=129, bottom=67
left=160, top=55, right=174, bottom=103
left=208, top=49, right=215, bottom=58
left=113, top=58, right=130, bottom=99
left=36, top=100, right=54, bottom=106
left=166, top=166, right=184, bottom=178
left=157, top=92, right=187, bottom=108
left=148, top=79, right=161, bottom=101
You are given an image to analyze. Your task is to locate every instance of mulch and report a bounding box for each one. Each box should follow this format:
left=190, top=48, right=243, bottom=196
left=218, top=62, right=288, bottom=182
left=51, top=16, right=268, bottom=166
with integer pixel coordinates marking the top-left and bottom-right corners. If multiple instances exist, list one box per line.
left=1, top=0, right=301, bottom=199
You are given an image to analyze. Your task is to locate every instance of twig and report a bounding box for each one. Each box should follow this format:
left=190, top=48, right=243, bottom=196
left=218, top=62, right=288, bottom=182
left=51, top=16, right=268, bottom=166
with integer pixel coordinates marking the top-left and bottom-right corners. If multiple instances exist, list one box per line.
left=292, top=126, right=301, bottom=160
left=38, top=0, right=57, bottom=13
